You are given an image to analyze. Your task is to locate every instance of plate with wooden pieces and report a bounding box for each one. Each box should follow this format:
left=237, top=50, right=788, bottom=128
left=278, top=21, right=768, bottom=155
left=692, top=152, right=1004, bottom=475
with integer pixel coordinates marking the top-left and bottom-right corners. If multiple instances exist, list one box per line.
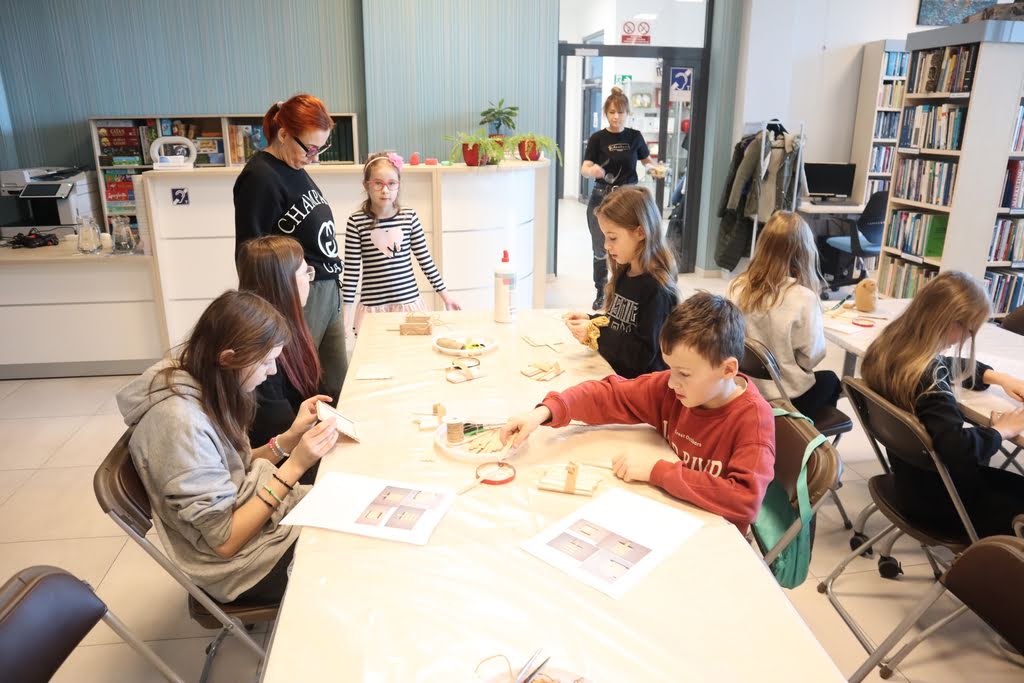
left=433, top=332, right=499, bottom=357
left=433, top=421, right=524, bottom=463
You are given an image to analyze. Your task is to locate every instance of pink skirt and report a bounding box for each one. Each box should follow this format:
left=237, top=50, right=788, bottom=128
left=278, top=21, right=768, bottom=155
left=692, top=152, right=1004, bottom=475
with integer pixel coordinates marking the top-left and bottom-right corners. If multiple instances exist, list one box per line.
left=354, top=297, right=429, bottom=333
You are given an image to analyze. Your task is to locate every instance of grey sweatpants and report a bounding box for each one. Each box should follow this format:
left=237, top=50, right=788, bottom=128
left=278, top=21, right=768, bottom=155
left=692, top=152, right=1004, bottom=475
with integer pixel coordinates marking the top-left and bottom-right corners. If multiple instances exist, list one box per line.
left=303, top=279, right=348, bottom=401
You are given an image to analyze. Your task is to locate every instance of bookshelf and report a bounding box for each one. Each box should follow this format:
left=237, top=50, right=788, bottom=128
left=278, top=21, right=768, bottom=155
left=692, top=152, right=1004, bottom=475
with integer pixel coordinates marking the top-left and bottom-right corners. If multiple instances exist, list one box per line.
left=876, top=21, right=1024, bottom=319
left=851, top=39, right=908, bottom=204
left=89, top=113, right=358, bottom=237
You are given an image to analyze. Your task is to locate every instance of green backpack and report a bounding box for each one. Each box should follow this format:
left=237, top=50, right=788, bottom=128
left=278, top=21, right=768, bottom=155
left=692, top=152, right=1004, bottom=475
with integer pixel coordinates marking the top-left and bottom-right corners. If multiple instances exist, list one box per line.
left=753, top=407, right=828, bottom=589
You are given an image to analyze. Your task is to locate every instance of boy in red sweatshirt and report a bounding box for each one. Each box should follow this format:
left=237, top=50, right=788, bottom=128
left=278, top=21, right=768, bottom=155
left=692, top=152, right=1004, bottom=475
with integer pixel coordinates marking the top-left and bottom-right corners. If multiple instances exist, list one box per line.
left=502, top=292, right=775, bottom=532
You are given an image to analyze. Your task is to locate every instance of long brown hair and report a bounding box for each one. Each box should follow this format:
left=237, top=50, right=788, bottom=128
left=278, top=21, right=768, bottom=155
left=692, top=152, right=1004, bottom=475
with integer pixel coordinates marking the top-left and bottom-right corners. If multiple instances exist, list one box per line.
left=263, top=93, right=334, bottom=145
left=360, top=152, right=403, bottom=225
left=729, top=211, right=821, bottom=313
left=236, top=236, right=321, bottom=397
left=158, top=290, right=290, bottom=452
left=596, top=186, right=678, bottom=305
left=862, top=271, right=991, bottom=411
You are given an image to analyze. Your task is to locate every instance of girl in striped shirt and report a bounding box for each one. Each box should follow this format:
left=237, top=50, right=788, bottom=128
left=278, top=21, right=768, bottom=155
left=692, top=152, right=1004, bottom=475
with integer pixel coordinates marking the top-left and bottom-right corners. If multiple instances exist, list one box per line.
left=342, top=153, right=460, bottom=333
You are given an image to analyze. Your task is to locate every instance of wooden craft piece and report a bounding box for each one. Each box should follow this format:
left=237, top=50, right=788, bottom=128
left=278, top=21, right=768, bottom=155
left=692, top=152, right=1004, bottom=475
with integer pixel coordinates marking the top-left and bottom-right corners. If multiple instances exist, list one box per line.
left=537, top=463, right=604, bottom=497
left=564, top=462, right=579, bottom=493
left=400, top=321, right=433, bottom=335
left=520, top=362, right=564, bottom=381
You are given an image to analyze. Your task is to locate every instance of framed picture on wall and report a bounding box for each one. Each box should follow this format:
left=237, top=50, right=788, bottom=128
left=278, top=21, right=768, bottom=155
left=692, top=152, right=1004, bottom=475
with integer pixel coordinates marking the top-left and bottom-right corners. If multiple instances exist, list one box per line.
left=917, top=0, right=998, bottom=26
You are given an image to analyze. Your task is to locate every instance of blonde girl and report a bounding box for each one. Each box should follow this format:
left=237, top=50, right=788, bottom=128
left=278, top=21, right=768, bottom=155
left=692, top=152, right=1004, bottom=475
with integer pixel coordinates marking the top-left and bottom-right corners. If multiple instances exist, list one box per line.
left=727, top=210, right=836, bottom=415
left=342, top=152, right=460, bottom=334
left=862, top=271, right=1024, bottom=537
left=565, top=186, right=678, bottom=379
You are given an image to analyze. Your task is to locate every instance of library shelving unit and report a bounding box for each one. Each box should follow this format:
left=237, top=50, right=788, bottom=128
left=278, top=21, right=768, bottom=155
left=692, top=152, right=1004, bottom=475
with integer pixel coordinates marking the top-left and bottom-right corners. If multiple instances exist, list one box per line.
left=88, top=113, right=358, bottom=236
left=851, top=39, right=908, bottom=204
left=877, top=20, right=1024, bottom=319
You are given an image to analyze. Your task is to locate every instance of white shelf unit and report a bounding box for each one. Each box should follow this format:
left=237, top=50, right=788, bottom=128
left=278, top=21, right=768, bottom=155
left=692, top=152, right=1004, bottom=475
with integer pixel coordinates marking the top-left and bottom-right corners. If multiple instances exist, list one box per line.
left=851, top=39, right=908, bottom=205
left=89, top=113, right=358, bottom=236
left=877, top=20, right=1024, bottom=318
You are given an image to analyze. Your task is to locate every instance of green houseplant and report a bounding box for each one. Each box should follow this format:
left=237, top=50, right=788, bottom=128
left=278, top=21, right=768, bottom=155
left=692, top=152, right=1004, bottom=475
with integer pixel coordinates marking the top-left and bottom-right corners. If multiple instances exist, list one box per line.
left=479, top=99, right=518, bottom=138
left=445, top=129, right=505, bottom=167
left=506, top=132, right=562, bottom=164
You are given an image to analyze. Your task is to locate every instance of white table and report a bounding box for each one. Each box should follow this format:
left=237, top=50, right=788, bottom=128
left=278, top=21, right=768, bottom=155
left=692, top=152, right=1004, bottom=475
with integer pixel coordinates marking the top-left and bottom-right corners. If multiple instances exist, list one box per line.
left=798, top=200, right=866, bottom=215
left=824, top=298, right=1024, bottom=450
left=259, top=310, right=845, bottom=683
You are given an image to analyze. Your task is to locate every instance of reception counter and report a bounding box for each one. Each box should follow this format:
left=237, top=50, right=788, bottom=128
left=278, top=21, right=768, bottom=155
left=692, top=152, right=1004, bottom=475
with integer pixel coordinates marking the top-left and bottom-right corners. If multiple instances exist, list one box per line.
left=139, top=160, right=551, bottom=349
left=0, top=244, right=163, bottom=379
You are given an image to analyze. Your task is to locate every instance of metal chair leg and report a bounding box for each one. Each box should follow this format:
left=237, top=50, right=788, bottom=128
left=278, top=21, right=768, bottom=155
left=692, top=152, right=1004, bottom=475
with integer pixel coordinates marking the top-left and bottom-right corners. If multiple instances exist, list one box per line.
left=199, top=627, right=230, bottom=683
left=102, top=611, right=185, bottom=683
left=818, top=523, right=897, bottom=653
left=879, top=604, right=969, bottom=678
left=848, top=579, right=948, bottom=683
left=829, top=489, right=853, bottom=529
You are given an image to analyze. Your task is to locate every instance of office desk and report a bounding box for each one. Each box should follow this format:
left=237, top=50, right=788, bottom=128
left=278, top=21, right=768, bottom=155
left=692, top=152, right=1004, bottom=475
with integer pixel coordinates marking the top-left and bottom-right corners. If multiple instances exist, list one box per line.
left=798, top=200, right=866, bottom=215
left=259, top=310, right=845, bottom=683
left=823, top=298, right=1024, bottom=451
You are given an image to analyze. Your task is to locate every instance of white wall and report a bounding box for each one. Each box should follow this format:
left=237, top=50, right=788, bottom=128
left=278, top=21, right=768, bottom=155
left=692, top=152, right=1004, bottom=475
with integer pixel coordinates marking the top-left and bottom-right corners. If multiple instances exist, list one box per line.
left=734, top=0, right=930, bottom=162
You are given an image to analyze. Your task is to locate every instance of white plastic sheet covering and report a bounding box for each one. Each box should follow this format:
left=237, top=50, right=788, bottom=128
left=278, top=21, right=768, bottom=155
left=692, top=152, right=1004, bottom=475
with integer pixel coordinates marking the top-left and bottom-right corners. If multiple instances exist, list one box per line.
left=260, top=310, right=844, bottom=683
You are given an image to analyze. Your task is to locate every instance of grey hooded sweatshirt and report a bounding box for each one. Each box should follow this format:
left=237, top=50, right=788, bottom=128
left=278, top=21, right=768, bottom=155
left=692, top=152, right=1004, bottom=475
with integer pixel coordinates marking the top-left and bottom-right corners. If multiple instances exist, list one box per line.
left=118, top=359, right=308, bottom=602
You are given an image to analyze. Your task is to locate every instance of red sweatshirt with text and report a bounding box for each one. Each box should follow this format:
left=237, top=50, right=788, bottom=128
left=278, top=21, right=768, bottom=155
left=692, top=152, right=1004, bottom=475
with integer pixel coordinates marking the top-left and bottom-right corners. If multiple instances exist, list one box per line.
left=542, top=371, right=776, bottom=533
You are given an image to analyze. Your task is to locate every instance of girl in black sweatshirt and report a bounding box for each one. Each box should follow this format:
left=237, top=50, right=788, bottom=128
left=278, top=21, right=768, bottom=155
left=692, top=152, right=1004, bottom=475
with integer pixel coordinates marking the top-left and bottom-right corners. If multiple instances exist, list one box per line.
left=564, top=186, right=678, bottom=379
left=862, top=271, right=1024, bottom=538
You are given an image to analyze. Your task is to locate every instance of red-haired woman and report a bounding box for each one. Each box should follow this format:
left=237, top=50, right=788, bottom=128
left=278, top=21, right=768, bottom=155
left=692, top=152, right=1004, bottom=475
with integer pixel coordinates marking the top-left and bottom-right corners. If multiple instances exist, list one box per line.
left=237, top=235, right=330, bottom=484
left=234, top=93, right=347, bottom=401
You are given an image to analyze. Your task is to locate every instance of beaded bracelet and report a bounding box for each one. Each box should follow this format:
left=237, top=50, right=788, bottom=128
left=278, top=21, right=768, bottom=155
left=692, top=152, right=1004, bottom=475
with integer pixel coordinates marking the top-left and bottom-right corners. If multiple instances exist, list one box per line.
left=262, top=484, right=285, bottom=505
left=268, top=435, right=290, bottom=461
left=272, top=472, right=294, bottom=490
left=255, top=492, right=276, bottom=509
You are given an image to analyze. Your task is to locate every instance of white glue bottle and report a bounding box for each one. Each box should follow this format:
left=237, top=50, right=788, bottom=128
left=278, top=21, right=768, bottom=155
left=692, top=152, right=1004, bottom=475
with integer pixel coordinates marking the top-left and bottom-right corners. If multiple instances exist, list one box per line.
left=494, top=249, right=517, bottom=323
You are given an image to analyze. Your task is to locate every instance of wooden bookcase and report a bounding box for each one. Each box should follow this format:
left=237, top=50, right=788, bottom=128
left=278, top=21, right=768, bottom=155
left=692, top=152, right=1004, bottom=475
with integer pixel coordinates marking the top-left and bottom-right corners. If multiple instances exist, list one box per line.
left=876, top=21, right=1024, bottom=318
left=88, top=113, right=358, bottom=236
left=850, top=39, right=908, bottom=205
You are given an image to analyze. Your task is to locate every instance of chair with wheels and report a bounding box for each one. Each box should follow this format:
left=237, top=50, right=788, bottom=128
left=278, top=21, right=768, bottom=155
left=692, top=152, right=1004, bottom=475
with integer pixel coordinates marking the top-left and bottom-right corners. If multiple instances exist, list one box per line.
left=820, top=190, right=887, bottom=293
left=849, top=535, right=1024, bottom=682
left=94, top=428, right=279, bottom=683
left=0, top=565, right=184, bottom=683
left=740, top=339, right=855, bottom=530
left=819, top=377, right=983, bottom=657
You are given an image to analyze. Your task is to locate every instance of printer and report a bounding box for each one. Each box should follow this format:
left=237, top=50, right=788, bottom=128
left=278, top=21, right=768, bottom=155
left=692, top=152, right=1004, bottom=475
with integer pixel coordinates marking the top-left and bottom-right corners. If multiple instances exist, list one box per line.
left=0, top=167, right=101, bottom=226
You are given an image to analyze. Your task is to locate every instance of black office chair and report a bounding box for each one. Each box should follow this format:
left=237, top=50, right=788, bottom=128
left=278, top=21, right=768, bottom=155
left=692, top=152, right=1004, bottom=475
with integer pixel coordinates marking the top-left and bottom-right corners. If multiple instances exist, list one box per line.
left=821, top=190, right=888, bottom=292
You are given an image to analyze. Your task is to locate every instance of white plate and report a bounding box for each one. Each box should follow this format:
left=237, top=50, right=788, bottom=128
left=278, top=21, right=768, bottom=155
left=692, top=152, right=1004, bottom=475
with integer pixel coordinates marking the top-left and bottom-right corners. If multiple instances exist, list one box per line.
left=432, top=331, right=499, bottom=357
left=433, top=422, right=524, bottom=463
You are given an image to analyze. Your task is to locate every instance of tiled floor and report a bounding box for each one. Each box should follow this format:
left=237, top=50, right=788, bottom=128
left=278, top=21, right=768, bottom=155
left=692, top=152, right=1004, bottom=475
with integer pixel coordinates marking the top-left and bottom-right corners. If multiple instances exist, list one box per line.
left=1, top=201, right=1020, bottom=682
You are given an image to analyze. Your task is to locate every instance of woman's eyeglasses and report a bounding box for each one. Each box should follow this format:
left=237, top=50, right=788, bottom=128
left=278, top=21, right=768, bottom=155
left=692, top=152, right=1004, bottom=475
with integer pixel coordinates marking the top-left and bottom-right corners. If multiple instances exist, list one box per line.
left=304, top=265, right=315, bottom=282
left=293, top=136, right=331, bottom=159
left=368, top=180, right=400, bottom=191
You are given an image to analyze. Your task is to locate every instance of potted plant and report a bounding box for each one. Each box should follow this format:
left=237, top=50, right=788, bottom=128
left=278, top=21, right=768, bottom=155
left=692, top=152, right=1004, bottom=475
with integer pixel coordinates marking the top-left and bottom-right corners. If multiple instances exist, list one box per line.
left=445, top=129, right=505, bottom=167
left=479, top=99, right=519, bottom=143
left=506, top=132, right=562, bottom=164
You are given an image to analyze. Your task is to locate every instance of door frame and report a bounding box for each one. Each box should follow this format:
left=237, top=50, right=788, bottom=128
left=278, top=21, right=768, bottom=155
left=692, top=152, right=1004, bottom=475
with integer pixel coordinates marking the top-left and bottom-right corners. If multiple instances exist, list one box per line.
left=554, top=10, right=712, bottom=274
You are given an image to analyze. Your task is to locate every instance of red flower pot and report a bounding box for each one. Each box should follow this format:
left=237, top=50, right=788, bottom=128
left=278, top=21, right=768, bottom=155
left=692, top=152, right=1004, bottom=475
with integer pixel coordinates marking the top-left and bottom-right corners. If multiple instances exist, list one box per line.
left=462, top=143, right=488, bottom=167
left=518, top=140, right=541, bottom=161
left=489, top=134, right=506, bottom=147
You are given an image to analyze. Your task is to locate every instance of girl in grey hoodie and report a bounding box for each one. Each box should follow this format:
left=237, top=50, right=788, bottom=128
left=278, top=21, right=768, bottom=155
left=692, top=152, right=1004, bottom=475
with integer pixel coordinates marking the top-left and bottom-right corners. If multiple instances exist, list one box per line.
left=118, top=290, right=339, bottom=602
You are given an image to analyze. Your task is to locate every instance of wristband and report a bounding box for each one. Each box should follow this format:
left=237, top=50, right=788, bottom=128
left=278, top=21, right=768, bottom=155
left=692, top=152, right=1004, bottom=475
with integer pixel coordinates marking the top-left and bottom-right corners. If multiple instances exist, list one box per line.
left=262, top=484, right=285, bottom=505
left=272, top=472, right=294, bottom=490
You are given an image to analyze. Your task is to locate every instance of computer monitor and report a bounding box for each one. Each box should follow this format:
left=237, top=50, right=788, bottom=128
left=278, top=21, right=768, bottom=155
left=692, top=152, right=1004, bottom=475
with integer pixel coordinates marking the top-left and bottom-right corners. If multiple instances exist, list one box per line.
left=804, top=163, right=856, bottom=199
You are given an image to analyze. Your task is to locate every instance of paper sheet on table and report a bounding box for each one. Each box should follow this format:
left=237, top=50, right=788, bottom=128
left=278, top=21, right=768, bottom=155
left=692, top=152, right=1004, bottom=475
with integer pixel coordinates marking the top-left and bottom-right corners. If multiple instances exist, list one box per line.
left=823, top=316, right=867, bottom=336
left=522, top=488, right=703, bottom=599
left=281, top=472, right=454, bottom=545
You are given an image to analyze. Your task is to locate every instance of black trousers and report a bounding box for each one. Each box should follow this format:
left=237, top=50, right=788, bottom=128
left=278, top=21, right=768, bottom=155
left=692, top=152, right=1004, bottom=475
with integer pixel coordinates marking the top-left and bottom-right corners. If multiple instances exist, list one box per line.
left=790, top=370, right=842, bottom=416
left=585, top=184, right=613, bottom=291
left=233, top=542, right=296, bottom=604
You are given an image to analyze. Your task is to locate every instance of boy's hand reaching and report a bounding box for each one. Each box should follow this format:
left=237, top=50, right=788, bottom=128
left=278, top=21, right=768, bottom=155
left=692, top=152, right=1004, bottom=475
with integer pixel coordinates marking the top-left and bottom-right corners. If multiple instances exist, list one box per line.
left=500, top=406, right=552, bottom=447
left=612, top=452, right=667, bottom=483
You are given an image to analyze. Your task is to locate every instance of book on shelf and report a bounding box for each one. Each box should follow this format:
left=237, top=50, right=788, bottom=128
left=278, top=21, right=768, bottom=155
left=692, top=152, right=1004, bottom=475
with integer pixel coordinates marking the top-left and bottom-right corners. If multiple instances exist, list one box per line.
left=1013, top=105, right=1024, bottom=154
left=1001, top=160, right=1024, bottom=210
left=878, top=255, right=937, bottom=298
left=869, top=145, right=895, bottom=173
left=874, top=111, right=901, bottom=139
left=876, top=80, right=906, bottom=109
left=908, top=44, right=977, bottom=94
left=102, top=168, right=139, bottom=203
left=893, top=158, right=958, bottom=206
left=227, top=125, right=269, bottom=165
left=886, top=210, right=948, bottom=258
left=884, top=50, right=909, bottom=78
left=984, top=269, right=1024, bottom=316
left=868, top=178, right=891, bottom=195
left=898, top=104, right=967, bottom=150
left=990, top=218, right=1024, bottom=263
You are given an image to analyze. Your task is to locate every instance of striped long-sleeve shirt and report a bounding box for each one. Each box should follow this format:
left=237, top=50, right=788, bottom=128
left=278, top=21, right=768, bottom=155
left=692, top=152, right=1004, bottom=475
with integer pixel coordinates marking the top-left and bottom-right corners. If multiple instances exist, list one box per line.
left=342, top=208, right=446, bottom=306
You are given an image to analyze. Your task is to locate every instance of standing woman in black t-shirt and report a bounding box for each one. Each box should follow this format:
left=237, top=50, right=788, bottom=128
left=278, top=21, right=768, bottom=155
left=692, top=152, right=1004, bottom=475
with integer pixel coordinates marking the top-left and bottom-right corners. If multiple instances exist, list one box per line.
left=581, top=87, right=662, bottom=310
left=234, top=94, right=347, bottom=400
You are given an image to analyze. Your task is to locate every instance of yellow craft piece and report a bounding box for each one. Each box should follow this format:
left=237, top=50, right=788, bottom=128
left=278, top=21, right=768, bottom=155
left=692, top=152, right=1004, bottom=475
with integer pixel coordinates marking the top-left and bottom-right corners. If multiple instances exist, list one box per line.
left=585, top=315, right=610, bottom=351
